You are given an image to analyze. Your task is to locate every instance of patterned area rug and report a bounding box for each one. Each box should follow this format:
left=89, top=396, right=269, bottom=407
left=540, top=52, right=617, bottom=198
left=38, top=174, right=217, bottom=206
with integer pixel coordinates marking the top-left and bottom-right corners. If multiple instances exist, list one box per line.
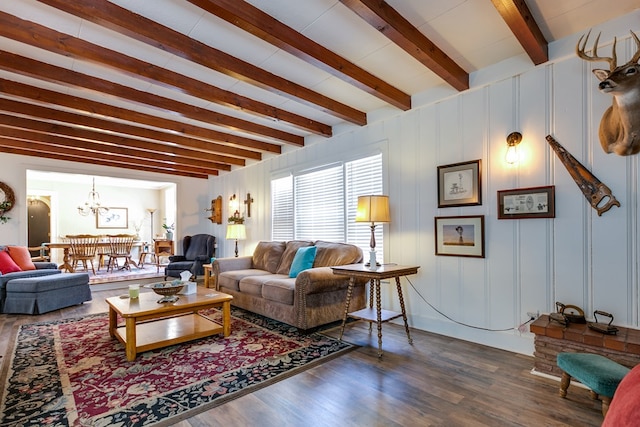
left=0, top=308, right=353, bottom=426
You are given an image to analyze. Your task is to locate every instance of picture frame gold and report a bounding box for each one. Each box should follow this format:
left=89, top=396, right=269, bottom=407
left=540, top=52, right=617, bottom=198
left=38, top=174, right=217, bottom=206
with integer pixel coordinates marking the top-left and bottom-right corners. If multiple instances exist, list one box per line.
left=437, top=160, right=482, bottom=208
left=434, top=215, right=485, bottom=258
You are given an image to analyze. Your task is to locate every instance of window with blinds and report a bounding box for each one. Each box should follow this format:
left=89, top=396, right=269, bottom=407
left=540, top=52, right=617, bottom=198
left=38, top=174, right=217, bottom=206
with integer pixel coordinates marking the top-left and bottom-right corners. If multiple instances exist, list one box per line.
left=271, top=153, right=384, bottom=260
left=294, top=165, right=344, bottom=241
left=271, top=176, right=293, bottom=241
left=346, top=154, right=384, bottom=261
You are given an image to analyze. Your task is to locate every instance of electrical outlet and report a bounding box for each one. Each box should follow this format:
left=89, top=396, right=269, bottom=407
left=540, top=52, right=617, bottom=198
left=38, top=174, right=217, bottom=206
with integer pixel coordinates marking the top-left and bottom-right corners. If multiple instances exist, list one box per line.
left=527, top=311, right=539, bottom=320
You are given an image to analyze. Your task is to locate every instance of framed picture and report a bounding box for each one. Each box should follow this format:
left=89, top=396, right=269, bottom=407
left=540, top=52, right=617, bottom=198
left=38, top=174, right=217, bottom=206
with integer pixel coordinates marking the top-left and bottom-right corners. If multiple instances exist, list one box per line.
left=434, top=215, right=485, bottom=258
left=497, top=186, right=555, bottom=219
left=96, top=207, right=128, bottom=229
left=437, top=160, right=482, bottom=207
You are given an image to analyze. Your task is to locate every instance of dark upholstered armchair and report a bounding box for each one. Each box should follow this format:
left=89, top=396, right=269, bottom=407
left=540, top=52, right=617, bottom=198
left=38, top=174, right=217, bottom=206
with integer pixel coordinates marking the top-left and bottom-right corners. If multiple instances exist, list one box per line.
left=164, top=234, right=216, bottom=280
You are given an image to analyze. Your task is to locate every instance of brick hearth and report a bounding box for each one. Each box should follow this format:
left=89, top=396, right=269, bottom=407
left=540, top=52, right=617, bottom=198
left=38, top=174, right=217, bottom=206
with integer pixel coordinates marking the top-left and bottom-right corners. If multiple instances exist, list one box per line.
left=530, top=315, right=640, bottom=377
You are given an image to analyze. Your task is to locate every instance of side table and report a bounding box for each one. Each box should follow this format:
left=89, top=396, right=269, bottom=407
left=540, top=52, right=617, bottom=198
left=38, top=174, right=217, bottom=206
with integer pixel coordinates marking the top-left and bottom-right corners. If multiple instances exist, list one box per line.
left=332, top=263, right=419, bottom=357
left=203, top=263, right=213, bottom=288
left=154, top=239, right=174, bottom=273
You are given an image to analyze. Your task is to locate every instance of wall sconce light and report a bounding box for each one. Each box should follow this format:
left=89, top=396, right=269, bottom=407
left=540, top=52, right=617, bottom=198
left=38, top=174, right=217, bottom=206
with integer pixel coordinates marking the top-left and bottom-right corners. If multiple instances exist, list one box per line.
left=505, top=132, right=522, bottom=165
left=229, top=194, right=240, bottom=217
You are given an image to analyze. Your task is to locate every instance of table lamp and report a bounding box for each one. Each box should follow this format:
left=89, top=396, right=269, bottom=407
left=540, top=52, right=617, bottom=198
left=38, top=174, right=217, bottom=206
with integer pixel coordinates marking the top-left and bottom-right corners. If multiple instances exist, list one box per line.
left=226, top=223, right=246, bottom=257
left=355, top=195, right=390, bottom=267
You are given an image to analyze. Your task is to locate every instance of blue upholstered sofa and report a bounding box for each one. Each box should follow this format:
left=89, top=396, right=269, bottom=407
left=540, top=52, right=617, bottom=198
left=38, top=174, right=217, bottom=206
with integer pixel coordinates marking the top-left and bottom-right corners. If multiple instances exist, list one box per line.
left=0, top=261, right=60, bottom=311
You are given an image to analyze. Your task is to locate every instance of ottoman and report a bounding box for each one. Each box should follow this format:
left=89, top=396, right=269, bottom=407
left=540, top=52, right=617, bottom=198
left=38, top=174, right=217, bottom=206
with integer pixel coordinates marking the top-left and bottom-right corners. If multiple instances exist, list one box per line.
left=3, top=273, right=92, bottom=314
left=557, top=352, right=630, bottom=416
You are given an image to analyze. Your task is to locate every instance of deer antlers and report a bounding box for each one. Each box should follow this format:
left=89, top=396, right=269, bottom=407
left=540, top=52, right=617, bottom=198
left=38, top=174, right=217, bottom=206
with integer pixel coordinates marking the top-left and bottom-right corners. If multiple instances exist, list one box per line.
left=576, top=31, right=617, bottom=71
left=577, top=30, right=640, bottom=71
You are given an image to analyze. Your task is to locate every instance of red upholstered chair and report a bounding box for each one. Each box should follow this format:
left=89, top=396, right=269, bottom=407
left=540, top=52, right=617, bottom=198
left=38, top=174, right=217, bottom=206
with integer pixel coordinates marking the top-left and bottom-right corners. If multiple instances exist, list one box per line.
left=602, top=363, right=640, bottom=426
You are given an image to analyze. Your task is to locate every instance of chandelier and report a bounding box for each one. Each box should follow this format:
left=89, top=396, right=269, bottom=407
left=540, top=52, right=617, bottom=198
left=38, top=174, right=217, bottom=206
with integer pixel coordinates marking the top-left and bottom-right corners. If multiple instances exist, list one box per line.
left=77, top=178, right=109, bottom=216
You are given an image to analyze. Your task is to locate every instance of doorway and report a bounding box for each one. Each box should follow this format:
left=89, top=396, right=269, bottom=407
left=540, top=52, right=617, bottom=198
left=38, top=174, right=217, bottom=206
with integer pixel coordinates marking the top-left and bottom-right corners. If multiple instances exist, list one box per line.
left=28, top=196, right=51, bottom=247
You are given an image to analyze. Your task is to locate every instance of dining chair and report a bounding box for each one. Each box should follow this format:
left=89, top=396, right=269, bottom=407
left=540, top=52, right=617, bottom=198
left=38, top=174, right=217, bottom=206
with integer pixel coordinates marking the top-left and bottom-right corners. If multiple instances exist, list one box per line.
left=28, top=244, right=50, bottom=262
left=106, top=234, right=137, bottom=272
left=66, top=234, right=100, bottom=275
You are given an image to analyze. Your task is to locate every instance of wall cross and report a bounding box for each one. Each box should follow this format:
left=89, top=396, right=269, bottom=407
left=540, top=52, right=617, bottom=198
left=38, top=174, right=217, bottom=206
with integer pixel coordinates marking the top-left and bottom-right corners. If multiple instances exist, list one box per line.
left=244, top=193, right=254, bottom=217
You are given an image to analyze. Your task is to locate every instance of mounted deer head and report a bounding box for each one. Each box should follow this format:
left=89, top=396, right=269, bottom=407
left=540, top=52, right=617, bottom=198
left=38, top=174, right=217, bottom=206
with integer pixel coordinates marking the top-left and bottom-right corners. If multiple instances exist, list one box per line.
left=576, top=31, right=640, bottom=155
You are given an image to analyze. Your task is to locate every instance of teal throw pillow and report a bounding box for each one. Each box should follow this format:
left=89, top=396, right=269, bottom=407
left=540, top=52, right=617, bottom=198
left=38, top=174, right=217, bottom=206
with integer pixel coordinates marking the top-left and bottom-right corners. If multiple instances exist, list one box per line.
left=289, top=246, right=317, bottom=278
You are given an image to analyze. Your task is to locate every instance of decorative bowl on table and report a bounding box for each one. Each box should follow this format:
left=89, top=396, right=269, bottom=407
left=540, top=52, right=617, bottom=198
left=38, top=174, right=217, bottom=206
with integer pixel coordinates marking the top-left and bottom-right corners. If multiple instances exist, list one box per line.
left=145, top=280, right=184, bottom=303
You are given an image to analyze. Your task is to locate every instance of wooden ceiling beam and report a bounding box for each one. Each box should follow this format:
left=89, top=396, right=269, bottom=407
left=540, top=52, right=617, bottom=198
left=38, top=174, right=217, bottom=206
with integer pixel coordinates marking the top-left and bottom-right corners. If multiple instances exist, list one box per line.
left=0, top=98, right=258, bottom=161
left=0, top=114, right=236, bottom=169
left=490, top=0, right=548, bottom=65
left=0, top=139, right=213, bottom=179
left=187, top=0, right=411, bottom=111
left=0, top=125, right=226, bottom=173
left=339, top=0, right=469, bottom=91
left=0, top=11, right=330, bottom=137
left=36, top=0, right=368, bottom=126
left=0, top=51, right=303, bottom=146
left=0, top=79, right=282, bottom=155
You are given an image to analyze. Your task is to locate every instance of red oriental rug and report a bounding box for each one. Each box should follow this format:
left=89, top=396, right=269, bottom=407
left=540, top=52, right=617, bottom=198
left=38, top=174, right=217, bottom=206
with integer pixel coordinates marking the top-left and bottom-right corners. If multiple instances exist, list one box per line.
left=0, top=308, right=354, bottom=426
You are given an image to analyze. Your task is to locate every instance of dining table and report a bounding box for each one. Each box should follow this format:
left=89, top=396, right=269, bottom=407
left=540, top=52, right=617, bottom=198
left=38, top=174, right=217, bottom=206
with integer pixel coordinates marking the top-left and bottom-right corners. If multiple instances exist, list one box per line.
left=44, top=241, right=144, bottom=273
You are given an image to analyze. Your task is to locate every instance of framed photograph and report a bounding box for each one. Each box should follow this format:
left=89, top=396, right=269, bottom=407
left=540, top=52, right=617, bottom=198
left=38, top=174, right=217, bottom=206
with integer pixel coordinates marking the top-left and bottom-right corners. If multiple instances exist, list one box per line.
left=435, top=215, right=485, bottom=258
left=96, top=207, right=128, bottom=229
left=437, top=160, right=482, bottom=207
left=497, top=186, right=555, bottom=219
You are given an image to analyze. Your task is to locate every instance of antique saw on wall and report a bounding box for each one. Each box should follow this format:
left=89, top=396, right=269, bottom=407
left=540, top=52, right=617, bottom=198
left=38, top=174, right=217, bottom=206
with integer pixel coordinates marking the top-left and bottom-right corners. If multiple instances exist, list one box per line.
left=546, top=135, right=620, bottom=216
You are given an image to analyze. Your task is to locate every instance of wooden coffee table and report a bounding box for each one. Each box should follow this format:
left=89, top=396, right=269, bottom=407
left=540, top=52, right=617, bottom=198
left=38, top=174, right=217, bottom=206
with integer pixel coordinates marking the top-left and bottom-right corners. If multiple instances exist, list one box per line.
left=106, top=286, right=233, bottom=361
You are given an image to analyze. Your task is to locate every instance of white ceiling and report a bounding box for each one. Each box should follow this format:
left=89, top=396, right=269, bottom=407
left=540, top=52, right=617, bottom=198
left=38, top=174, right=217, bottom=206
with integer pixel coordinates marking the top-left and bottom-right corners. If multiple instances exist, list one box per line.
left=1, top=0, right=639, bottom=177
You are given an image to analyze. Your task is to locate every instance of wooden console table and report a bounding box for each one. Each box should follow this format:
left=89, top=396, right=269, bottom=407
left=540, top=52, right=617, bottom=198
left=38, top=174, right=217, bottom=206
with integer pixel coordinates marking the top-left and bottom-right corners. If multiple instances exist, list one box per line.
left=332, top=263, right=419, bottom=357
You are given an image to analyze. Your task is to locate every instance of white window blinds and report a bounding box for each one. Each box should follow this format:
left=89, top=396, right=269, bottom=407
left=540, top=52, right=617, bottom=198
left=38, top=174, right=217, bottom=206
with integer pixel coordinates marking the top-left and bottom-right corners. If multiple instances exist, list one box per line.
left=271, top=176, right=293, bottom=241
left=271, top=153, right=384, bottom=260
left=346, top=154, right=384, bottom=261
left=294, top=165, right=344, bottom=241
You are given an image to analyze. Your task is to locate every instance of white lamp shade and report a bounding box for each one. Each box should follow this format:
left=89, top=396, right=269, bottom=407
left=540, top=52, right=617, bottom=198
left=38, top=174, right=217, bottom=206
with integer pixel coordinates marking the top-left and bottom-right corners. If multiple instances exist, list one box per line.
left=226, top=224, right=246, bottom=240
left=355, top=195, right=390, bottom=223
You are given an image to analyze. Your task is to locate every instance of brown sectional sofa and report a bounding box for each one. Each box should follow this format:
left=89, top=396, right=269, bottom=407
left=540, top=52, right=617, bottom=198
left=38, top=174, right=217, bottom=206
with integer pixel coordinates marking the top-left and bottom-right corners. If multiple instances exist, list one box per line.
left=213, top=240, right=367, bottom=330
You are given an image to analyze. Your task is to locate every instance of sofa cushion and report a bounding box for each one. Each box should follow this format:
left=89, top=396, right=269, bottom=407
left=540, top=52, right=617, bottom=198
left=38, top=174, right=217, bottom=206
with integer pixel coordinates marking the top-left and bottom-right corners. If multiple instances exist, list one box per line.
left=252, top=241, right=286, bottom=273
left=7, top=246, right=36, bottom=271
left=218, top=269, right=272, bottom=292
left=262, top=277, right=296, bottom=305
left=289, top=246, right=317, bottom=278
left=239, top=274, right=289, bottom=297
left=276, top=240, right=314, bottom=275
left=0, top=250, right=21, bottom=274
left=0, top=269, right=62, bottom=288
left=313, top=240, right=363, bottom=267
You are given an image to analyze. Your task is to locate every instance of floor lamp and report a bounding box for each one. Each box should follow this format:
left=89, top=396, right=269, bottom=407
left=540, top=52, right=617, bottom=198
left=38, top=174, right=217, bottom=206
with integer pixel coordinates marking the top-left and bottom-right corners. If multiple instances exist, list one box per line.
left=226, top=223, right=246, bottom=257
left=147, top=208, right=156, bottom=241
left=355, top=195, right=390, bottom=268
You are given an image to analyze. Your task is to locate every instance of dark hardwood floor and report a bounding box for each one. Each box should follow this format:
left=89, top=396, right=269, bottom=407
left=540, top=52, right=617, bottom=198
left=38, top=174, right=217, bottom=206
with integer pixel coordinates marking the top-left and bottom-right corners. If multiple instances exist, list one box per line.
left=0, top=285, right=604, bottom=427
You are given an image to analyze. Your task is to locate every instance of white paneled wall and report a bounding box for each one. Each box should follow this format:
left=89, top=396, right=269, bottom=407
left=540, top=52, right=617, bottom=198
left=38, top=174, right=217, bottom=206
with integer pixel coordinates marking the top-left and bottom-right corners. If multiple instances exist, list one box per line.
left=210, top=11, right=640, bottom=355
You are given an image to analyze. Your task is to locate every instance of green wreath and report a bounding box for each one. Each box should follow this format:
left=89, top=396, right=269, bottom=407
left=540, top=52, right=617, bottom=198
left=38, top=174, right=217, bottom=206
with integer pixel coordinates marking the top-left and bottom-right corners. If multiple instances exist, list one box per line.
left=0, top=181, right=15, bottom=224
